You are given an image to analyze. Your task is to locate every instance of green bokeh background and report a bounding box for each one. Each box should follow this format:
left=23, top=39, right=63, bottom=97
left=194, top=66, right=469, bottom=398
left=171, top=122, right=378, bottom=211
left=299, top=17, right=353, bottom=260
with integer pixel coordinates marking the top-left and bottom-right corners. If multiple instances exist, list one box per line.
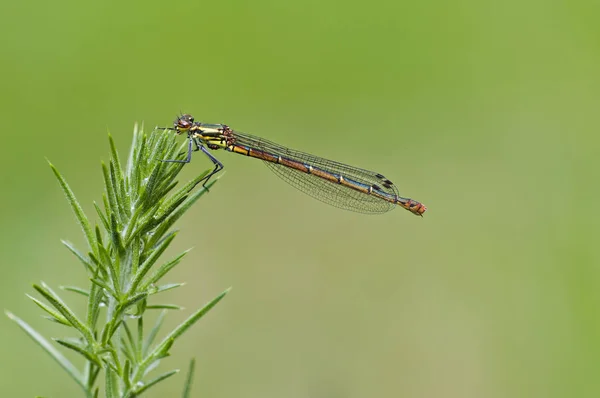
left=1, top=0, right=598, bottom=397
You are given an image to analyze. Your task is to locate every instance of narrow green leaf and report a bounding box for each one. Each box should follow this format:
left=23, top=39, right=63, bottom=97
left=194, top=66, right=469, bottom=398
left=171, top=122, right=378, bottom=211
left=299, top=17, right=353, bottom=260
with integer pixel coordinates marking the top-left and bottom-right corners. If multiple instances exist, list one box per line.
left=131, top=133, right=147, bottom=194
left=101, top=318, right=124, bottom=345
left=107, top=346, right=123, bottom=375
left=87, top=362, right=101, bottom=390
left=155, top=179, right=181, bottom=201
left=33, top=283, right=95, bottom=345
left=153, top=159, right=185, bottom=197
left=123, top=360, right=132, bottom=391
left=103, top=357, right=120, bottom=376
left=131, top=158, right=142, bottom=201
left=182, top=358, right=196, bottom=398
left=122, top=321, right=137, bottom=361
left=149, top=230, right=177, bottom=252
left=110, top=212, right=125, bottom=256
left=141, top=250, right=189, bottom=290
left=102, top=192, right=112, bottom=221
left=131, top=370, right=179, bottom=396
left=120, top=291, right=148, bottom=312
left=61, top=285, right=90, bottom=297
left=130, top=237, right=141, bottom=276
left=49, top=162, right=97, bottom=257
left=162, top=135, right=187, bottom=164
left=160, top=170, right=210, bottom=214
left=88, top=252, right=107, bottom=278
left=86, top=272, right=104, bottom=329
left=98, top=243, right=120, bottom=295
left=44, top=316, right=71, bottom=325
left=160, top=288, right=229, bottom=342
left=156, top=338, right=174, bottom=358
left=105, top=363, right=118, bottom=398
left=137, top=317, right=144, bottom=363
left=83, top=360, right=92, bottom=386
left=124, top=204, right=161, bottom=246
left=147, top=179, right=217, bottom=249
left=156, top=164, right=187, bottom=194
left=148, top=130, right=168, bottom=162
left=6, top=311, right=86, bottom=390
left=125, top=123, right=141, bottom=180
left=139, top=161, right=163, bottom=207
left=122, top=205, right=143, bottom=241
left=108, top=133, right=130, bottom=213
left=109, top=160, right=128, bottom=219
left=120, top=337, right=135, bottom=365
left=102, top=161, right=120, bottom=221
left=143, top=310, right=166, bottom=356
left=146, top=304, right=183, bottom=310
left=149, top=283, right=185, bottom=295
left=27, top=294, right=70, bottom=326
left=54, top=338, right=102, bottom=367
left=94, top=225, right=104, bottom=248
left=99, top=321, right=115, bottom=346
left=108, top=133, right=123, bottom=180
left=130, top=233, right=176, bottom=293
left=90, top=278, right=117, bottom=299
left=133, top=288, right=230, bottom=383
left=93, top=201, right=110, bottom=232
left=150, top=195, right=187, bottom=230
left=134, top=297, right=148, bottom=319
left=61, top=240, right=94, bottom=273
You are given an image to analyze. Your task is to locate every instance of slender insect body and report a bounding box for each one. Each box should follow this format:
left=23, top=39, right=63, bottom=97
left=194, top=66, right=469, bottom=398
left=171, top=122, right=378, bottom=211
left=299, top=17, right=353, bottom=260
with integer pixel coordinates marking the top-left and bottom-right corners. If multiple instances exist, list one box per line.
left=158, top=114, right=426, bottom=216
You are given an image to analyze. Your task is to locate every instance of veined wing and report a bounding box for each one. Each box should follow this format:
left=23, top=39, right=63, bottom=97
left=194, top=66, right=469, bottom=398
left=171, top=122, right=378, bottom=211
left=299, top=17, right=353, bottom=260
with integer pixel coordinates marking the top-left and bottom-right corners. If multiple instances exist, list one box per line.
left=230, top=131, right=399, bottom=214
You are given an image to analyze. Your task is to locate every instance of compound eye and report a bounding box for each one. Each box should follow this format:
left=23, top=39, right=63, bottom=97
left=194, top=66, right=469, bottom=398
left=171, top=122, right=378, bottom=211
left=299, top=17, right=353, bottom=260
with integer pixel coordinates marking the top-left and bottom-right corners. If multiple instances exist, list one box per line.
left=180, top=114, right=194, bottom=122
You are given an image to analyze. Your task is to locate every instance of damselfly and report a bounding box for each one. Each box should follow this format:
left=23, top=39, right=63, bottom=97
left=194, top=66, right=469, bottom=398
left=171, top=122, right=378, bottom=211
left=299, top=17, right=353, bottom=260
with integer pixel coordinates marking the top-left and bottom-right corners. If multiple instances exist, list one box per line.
left=158, top=114, right=426, bottom=216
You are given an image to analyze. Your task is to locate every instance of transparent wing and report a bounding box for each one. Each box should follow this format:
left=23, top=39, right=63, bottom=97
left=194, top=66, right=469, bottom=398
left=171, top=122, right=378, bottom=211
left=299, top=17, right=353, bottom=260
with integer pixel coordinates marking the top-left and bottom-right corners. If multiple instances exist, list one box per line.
left=231, top=131, right=399, bottom=214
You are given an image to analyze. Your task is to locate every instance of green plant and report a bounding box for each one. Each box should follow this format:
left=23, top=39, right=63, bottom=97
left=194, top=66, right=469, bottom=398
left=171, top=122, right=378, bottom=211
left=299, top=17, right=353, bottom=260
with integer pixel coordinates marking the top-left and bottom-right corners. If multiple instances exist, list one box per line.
left=6, top=123, right=229, bottom=397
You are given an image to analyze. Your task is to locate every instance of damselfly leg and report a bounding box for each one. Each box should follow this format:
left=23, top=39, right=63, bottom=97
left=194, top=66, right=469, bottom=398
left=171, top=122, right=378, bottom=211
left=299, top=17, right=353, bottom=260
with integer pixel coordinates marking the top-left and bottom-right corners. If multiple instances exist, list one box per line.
left=161, top=135, right=224, bottom=189
left=195, top=144, right=224, bottom=188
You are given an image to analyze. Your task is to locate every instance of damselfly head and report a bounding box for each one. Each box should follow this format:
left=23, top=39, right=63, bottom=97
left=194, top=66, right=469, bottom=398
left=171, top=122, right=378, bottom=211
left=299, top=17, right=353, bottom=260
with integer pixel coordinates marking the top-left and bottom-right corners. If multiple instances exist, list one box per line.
left=173, top=114, right=195, bottom=134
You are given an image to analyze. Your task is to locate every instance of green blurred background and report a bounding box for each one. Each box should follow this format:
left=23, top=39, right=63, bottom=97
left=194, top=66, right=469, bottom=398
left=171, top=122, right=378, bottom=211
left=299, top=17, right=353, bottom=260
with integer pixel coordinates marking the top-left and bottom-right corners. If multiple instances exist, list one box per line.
left=1, top=0, right=599, bottom=396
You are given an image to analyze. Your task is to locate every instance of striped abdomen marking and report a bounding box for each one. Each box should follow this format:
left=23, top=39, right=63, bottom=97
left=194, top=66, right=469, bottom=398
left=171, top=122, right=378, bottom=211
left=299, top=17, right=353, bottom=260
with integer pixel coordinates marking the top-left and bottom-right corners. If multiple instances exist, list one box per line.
left=395, top=197, right=427, bottom=216
left=230, top=144, right=394, bottom=198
